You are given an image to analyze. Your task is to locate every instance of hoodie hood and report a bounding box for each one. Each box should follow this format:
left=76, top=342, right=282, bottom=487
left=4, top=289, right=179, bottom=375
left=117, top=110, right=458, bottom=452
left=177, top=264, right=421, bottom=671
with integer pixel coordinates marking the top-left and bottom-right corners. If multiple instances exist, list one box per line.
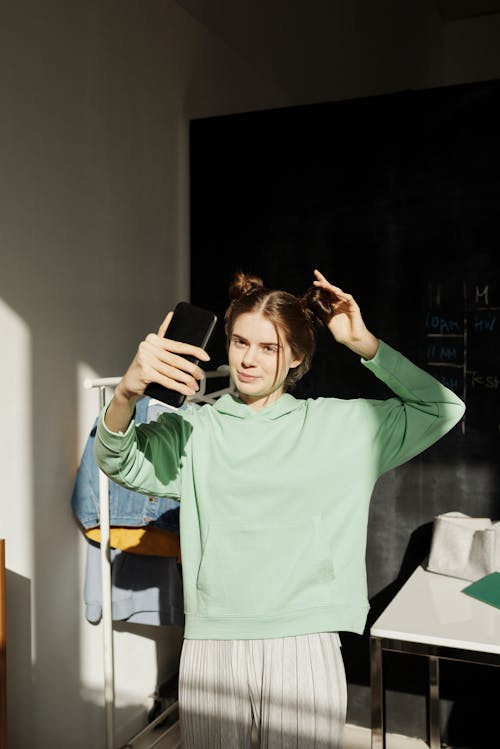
left=213, top=392, right=303, bottom=420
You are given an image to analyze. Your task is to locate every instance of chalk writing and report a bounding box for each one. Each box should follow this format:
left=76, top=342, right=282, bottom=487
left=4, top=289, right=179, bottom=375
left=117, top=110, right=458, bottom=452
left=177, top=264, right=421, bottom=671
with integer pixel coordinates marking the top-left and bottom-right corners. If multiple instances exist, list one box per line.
left=426, top=342, right=463, bottom=364
left=439, top=376, right=461, bottom=390
left=474, top=284, right=489, bottom=306
left=425, top=312, right=462, bottom=334
left=469, top=372, right=500, bottom=390
left=472, top=313, right=496, bottom=332
left=424, top=278, right=500, bottom=434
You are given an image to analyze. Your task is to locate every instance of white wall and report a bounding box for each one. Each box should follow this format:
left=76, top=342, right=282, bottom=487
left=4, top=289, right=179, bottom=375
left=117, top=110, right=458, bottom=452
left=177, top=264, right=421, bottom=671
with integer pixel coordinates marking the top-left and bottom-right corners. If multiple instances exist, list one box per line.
left=0, top=2, right=289, bottom=747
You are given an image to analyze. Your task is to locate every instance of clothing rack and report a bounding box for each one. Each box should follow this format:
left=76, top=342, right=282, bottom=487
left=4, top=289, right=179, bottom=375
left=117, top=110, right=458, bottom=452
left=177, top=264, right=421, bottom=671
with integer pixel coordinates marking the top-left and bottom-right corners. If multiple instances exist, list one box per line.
left=83, top=367, right=234, bottom=749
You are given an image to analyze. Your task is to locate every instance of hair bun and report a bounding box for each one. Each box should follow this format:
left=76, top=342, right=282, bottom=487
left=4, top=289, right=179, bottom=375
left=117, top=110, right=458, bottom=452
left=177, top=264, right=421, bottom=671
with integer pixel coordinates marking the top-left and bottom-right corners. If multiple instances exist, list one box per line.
left=228, top=271, right=265, bottom=301
left=300, top=286, right=333, bottom=326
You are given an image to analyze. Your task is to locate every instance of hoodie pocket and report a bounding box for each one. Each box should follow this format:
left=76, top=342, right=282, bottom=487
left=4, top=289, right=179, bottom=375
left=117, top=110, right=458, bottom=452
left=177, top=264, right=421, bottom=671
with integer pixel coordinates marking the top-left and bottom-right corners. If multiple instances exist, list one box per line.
left=196, top=515, right=335, bottom=617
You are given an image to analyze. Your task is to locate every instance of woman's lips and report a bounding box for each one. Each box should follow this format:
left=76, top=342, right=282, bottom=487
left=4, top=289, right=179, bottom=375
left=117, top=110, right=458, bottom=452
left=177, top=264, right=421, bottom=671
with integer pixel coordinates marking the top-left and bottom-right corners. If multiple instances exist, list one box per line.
left=237, top=371, right=259, bottom=382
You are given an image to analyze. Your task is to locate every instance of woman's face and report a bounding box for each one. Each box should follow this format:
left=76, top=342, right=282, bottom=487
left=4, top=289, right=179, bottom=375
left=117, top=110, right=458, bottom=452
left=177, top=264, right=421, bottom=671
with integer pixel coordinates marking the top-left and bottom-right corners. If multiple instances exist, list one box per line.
left=228, top=311, right=302, bottom=409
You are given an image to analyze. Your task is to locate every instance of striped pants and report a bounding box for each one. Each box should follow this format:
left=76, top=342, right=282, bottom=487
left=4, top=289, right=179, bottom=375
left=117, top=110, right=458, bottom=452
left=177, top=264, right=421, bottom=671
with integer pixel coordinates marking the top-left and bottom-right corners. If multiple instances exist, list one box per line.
left=179, top=632, right=347, bottom=748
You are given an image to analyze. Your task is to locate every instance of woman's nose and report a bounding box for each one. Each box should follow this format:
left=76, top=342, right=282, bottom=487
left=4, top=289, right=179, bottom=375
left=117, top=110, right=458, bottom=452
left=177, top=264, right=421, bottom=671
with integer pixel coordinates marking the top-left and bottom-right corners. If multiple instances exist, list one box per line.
left=241, top=345, right=257, bottom=367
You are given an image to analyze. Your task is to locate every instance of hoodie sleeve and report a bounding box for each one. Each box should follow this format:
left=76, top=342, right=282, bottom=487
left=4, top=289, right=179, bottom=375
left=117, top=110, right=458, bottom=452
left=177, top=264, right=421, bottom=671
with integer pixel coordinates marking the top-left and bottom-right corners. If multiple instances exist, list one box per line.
left=93, top=405, right=193, bottom=499
left=361, top=340, right=465, bottom=475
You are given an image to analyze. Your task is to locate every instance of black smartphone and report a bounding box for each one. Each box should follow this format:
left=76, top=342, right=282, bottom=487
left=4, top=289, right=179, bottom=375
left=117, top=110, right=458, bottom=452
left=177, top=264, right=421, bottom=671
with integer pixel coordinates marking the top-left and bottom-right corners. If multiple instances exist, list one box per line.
left=144, top=301, right=217, bottom=408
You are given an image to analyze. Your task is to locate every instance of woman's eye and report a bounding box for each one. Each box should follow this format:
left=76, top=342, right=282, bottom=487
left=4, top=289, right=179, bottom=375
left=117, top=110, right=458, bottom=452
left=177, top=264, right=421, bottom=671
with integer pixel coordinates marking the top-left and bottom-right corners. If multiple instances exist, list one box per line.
left=263, top=345, right=277, bottom=354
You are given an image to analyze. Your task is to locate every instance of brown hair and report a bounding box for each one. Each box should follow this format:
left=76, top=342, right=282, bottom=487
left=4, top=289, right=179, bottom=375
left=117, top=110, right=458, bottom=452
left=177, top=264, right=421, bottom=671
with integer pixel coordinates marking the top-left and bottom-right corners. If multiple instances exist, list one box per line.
left=224, top=271, right=333, bottom=388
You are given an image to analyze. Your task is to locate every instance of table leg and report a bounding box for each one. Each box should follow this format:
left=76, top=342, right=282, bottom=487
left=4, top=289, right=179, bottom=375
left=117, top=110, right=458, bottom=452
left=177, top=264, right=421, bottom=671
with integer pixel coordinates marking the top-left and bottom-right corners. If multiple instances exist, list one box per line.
left=428, top=655, right=440, bottom=749
left=370, top=636, right=385, bottom=749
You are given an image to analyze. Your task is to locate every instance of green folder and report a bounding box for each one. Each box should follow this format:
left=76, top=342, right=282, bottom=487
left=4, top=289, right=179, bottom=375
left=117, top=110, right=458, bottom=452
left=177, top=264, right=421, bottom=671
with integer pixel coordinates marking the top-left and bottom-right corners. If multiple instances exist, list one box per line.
left=462, top=572, right=500, bottom=609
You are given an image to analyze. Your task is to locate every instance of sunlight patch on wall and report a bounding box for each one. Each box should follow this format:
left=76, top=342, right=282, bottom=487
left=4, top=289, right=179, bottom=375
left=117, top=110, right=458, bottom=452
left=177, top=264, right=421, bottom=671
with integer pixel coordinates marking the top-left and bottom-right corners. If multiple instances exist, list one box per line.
left=0, top=298, right=33, bottom=580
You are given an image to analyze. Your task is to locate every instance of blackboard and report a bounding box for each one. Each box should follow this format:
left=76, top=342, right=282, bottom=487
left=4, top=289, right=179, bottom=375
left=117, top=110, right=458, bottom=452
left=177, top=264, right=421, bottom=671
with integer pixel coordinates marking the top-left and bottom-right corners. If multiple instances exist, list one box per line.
left=189, top=77, right=500, bottom=741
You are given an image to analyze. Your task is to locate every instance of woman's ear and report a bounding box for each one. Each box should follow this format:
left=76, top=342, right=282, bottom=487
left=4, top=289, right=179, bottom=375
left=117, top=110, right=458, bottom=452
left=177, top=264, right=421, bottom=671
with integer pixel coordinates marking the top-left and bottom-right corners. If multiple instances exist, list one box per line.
left=289, top=357, right=303, bottom=370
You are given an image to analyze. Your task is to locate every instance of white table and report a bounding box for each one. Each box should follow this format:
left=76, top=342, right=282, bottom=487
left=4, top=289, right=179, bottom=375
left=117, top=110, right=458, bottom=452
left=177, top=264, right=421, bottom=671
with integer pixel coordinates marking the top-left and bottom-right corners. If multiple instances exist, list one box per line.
left=370, top=564, right=500, bottom=748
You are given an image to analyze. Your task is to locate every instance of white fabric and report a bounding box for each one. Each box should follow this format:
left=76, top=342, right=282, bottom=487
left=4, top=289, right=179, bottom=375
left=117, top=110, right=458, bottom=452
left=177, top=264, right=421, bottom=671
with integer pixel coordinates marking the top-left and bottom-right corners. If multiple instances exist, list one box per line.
left=179, top=632, right=347, bottom=748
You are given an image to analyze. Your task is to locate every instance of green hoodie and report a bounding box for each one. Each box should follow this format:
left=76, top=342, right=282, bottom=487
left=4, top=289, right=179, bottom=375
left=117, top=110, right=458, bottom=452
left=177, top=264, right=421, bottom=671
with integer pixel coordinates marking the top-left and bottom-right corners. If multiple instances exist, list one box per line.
left=94, top=341, right=465, bottom=639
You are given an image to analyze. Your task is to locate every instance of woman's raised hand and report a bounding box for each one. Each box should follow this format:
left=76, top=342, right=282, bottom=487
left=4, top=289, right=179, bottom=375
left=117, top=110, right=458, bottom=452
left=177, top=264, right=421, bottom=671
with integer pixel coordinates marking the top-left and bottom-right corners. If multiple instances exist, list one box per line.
left=116, top=311, right=211, bottom=402
left=312, top=269, right=379, bottom=359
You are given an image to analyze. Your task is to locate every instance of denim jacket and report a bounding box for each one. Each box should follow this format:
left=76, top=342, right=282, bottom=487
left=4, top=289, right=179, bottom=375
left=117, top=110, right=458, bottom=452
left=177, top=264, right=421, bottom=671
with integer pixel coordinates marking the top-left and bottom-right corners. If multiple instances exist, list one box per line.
left=71, top=396, right=180, bottom=532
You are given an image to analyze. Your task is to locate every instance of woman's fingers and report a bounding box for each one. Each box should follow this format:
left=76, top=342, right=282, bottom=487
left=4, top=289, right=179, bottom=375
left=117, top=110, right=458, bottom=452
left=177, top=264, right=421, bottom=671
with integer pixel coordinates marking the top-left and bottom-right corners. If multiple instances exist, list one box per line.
left=313, top=269, right=353, bottom=304
left=313, top=269, right=342, bottom=293
left=157, top=311, right=173, bottom=338
left=149, top=364, right=200, bottom=395
left=147, top=332, right=210, bottom=365
left=138, top=331, right=212, bottom=393
left=139, top=340, right=202, bottom=388
left=162, top=337, right=211, bottom=362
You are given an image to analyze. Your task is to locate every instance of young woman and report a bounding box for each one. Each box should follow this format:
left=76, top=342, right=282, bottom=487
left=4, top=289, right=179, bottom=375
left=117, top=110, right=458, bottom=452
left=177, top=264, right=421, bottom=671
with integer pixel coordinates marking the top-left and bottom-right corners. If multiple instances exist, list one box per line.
left=95, top=269, right=465, bottom=749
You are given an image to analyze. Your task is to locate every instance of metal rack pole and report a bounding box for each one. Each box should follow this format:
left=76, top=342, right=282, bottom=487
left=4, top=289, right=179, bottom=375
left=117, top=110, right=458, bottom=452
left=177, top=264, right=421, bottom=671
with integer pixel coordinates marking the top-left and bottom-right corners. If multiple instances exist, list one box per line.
left=84, top=377, right=121, bottom=749
left=98, top=385, right=115, bottom=749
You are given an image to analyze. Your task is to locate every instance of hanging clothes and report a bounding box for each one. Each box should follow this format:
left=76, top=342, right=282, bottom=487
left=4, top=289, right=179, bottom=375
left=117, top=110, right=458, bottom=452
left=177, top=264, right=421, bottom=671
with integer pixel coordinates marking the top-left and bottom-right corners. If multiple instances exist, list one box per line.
left=85, top=526, right=181, bottom=561
left=84, top=540, right=184, bottom=626
left=72, top=395, right=186, bottom=626
left=71, top=396, right=181, bottom=533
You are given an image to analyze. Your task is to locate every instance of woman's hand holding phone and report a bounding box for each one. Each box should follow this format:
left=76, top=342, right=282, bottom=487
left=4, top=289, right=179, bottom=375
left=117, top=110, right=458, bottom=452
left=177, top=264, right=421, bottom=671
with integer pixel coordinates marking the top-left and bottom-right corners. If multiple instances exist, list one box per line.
left=120, top=311, right=210, bottom=399
left=105, top=312, right=211, bottom=433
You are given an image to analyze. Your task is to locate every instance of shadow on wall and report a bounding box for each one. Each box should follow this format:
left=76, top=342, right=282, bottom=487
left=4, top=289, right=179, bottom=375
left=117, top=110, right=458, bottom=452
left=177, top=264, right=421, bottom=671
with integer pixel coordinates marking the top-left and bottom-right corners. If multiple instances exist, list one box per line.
left=5, top=570, right=31, bottom=748
left=342, top=523, right=433, bottom=737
